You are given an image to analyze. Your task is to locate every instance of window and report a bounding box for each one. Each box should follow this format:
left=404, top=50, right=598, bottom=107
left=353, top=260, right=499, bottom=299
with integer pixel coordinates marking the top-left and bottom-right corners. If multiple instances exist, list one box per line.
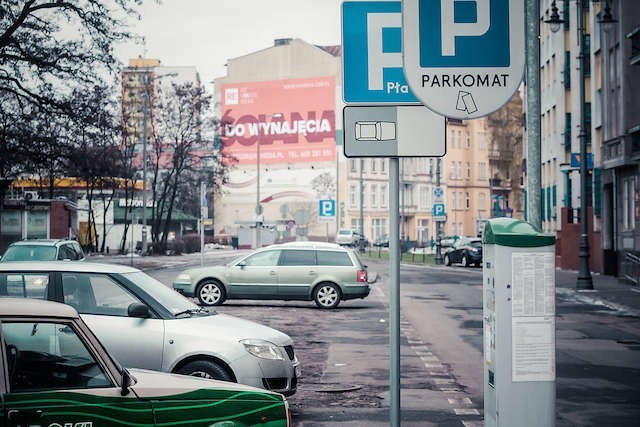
left=450, top=161, right=456, bottom=179
left=58, top=244, right=78, bottom=260
left=419, top=185, right=429, bottom=209
left=350, top=159, right=357, bottom=172
left=452, top=192, right=457, bottom=210
left=380, top=159, right=386, bottom=172
left=466, top=192, right=470, bottom=209
left=3, top=321, right=111, bottom=392
left=479, top=192, right=486, bottom=210
left=349, top=184, right=358, bottom=208
left=371, top=184, right=377, bottom=207
left=62, top=273, right=141, bottom=316
left=371, top=159, right=377, bottom=173
left=478, top=162, right=487, bottom=180
left=466, top=132, right=471, bottom=149
left=279, top=250, right=316, bottom=266
left=380, top=184, right=387, bottom=207
left=372, top=218, right=387, bottom=240
left=623, top=177, right=636, bottom=230
left=316, top=251, right=353, bottom=266
left=242, top=250, right=281, bottom=267
left=457, top=162, right=462, bottom=179
left=26, top=211, right=48, bottom=239
left=0, top=273, right=49, bottom=299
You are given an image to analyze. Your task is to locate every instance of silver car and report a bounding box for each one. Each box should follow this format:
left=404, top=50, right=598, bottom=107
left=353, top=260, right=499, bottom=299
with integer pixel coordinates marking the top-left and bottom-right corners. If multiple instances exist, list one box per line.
left=173, top=241, right=370, bottom=309
left=0, top=261, right=299, bottom=396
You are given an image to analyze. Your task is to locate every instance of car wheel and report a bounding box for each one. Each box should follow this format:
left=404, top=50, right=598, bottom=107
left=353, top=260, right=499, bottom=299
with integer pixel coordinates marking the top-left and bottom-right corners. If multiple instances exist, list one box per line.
left=197, top=280, right=226, bottom=306
left=176, top=360, right=233, bottom=382
left=314, top=283, right=341, bottom=309
left=461, top=255, right=469, bottom=268
left=444, top=254, right=451, bottom=266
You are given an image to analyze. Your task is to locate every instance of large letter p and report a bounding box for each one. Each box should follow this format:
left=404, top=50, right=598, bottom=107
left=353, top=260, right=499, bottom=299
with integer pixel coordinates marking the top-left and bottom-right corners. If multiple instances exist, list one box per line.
left=441, top=0, right=490, bottom=56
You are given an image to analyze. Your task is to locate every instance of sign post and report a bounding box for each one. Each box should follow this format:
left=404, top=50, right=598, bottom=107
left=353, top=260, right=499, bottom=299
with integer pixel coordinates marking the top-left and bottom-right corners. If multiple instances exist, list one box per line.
left=402, top=0, right=525, bottom=119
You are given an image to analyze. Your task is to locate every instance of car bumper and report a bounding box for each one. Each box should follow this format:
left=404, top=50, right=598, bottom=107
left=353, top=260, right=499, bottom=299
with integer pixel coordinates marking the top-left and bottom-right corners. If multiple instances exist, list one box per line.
left=341, top=284, right=371, bottom=300
left=173, top=281, right=196, bottom=297
left=231, top=349, right=300, bottom=396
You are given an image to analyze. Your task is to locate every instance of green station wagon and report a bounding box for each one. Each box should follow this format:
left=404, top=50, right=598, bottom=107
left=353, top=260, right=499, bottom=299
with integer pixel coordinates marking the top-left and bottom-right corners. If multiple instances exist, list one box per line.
left=0, top=298, right=291, bottom=427
left=173, top=242, right=370, bottom=309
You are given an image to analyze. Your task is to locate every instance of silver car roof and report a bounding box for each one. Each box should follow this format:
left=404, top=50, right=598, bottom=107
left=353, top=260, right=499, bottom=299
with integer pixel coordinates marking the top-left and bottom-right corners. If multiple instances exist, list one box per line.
left=0, top=261, right=139, bottom=274
left=7, top=239, right=69, bottom=247
left=266, top=241, right=347, bottom=250
left=0, top=297, right=78, bottom=318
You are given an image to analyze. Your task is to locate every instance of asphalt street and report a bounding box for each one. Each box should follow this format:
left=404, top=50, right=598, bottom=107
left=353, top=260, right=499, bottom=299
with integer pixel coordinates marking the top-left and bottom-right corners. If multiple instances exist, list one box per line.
left=93, top=249, right=640, bottom=426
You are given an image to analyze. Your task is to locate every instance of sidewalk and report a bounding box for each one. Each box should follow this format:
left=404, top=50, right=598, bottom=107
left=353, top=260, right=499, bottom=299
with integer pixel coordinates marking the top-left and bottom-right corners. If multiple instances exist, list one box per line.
left=555, top=269, right=640, bottom=318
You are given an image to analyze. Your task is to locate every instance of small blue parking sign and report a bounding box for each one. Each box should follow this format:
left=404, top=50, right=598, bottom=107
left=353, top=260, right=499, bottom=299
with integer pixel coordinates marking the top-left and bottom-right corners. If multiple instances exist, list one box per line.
left=433, top=203, right=446, bottom=217
left=319, top=199, right=336, bottom=222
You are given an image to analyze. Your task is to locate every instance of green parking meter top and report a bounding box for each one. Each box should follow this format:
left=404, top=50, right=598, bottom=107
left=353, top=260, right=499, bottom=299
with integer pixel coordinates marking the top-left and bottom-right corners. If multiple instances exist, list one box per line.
left=482, top=218, right=556, bottom=247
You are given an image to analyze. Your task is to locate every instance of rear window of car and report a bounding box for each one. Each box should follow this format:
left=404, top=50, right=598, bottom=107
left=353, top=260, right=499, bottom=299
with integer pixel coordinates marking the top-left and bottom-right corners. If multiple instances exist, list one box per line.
left=0, top=273, right=50, bottom=299
left=279, top=250, right=316, bottom=266
left=316, top=251, right=353, bottom=266
left=2, top=245, right=57, bottom=262
left=338, top=230, right=352, bottom=235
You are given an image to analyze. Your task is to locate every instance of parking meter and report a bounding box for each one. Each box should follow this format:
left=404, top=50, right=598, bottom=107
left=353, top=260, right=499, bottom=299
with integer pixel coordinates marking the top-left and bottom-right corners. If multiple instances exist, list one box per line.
left=482, top=218, right=557, bottom=427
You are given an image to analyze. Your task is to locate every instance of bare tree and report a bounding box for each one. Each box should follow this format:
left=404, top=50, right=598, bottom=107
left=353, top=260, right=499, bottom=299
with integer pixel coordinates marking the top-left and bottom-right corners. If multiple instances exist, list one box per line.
left=147, top=81, right=211, bottom=251
left=487, top=94, right=524, bottom=216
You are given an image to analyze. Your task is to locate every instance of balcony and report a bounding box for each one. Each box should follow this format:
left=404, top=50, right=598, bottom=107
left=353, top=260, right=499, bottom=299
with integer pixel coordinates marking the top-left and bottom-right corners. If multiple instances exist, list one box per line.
left=602, top=130, right=640, bottom=169
left=489, top=178, right=512, bottom=191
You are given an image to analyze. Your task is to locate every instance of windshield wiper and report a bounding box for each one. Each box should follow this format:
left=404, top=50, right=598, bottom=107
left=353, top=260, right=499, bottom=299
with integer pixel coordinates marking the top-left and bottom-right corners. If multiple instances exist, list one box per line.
left=174, top=307, right=209, bottom=318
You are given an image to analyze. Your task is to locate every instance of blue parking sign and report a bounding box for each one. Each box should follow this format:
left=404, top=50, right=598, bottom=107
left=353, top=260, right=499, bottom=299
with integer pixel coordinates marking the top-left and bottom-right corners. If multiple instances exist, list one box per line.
left=342, top=1, right=420, bottom=104
left=418, top=0, right=510, bottom=68
left=319, top=200, right=336, bottom=218
left=433, top=203, right=446, bottom=217
left=402, top=0, right=525, bottom=119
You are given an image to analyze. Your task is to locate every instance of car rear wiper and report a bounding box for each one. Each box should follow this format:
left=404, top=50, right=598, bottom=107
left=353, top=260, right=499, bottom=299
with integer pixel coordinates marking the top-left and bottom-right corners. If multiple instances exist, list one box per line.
left=174, top=307, right=209, bottom=318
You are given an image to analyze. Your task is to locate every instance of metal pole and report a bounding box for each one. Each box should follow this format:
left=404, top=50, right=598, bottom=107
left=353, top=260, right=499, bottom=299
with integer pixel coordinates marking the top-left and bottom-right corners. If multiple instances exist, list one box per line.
left=526, top=0, right=542, bottom=229
left=200, top=181, right=205, bottom=267
left=141, top=70, right=151, bottom=255
left=256, top=129, right=261, bottom=249
left=435, top=159, right=443, bottom=264
left=389, top=157, right=401, bottom=427
left=576, top=0, right=593, bottom=289
left=360, top=158, right=364, bottom=253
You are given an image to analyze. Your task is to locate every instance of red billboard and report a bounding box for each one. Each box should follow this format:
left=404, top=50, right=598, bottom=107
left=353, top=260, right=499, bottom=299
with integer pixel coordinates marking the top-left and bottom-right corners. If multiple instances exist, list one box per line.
left=220, top=77, right=336, bottom=165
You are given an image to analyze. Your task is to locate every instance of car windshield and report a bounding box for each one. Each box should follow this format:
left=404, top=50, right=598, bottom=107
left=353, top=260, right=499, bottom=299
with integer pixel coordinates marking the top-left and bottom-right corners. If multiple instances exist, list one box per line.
left=1, top=245, right=57, bottom=262
left=338, top=230, right=351, bottom=235
left=121, top=271, right=212, bottom=317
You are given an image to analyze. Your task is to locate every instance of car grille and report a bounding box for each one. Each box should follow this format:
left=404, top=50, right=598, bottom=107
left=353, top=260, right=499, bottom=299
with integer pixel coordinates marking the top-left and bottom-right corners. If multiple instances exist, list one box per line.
left=263, top=377, right=288, bottom=390
left=284, top=345, right=295, bottom=360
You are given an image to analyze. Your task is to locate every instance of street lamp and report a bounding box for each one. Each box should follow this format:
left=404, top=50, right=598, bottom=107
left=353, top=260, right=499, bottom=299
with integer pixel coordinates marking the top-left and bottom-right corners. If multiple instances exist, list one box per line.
left=545, top=0, right=616, bottom=289
left=255, top=113, right=282, bottom=249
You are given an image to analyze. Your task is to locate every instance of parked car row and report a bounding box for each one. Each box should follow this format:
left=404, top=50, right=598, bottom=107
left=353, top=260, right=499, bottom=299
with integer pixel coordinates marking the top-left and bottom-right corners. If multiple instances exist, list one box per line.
left=0, top=239, right=375, bottom=425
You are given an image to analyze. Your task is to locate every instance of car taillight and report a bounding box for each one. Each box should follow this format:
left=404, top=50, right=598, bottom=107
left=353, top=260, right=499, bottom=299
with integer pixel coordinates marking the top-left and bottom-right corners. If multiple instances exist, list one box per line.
left=357, top=270, right=368, bottom=283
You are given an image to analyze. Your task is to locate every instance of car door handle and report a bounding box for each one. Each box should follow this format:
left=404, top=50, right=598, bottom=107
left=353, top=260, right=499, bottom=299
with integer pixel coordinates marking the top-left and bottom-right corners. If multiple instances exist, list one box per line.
left=8, top=409, right=43, bottom=422
left=269, top=271, right=277, bottom=276
left=308, top=270, right=317, bottom=276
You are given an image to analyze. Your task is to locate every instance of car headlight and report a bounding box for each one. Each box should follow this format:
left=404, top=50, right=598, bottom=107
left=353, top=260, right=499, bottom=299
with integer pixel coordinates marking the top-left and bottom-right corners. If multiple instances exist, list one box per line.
left=240, top=339, right=284, bottom=360
left=176, top=273, right=191, bottom=282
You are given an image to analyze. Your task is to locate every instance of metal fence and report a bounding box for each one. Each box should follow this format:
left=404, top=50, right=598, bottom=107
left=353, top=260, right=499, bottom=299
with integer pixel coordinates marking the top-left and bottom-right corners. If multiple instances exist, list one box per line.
left=623, top=251, right=640, bottom=286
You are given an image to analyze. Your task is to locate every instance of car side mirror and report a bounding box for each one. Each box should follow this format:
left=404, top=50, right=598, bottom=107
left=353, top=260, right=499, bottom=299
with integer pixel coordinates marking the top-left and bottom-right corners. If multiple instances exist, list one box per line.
left=237, top=261, right=247, bottom=269
left=127, top=302, right=150, bottom=318
left=121, top=368, right=132, bottom=396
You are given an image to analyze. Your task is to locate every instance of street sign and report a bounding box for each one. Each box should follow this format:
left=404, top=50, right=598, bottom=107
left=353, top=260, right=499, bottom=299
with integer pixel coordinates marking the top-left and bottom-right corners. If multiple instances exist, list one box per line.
left=402, top=0, right=525, bottom=119
left=343, top=105, right=445, bottom=157
left=342, top=0, right=420, bottom=104
left=433, top=203, right=446, bottom=217
left=433, top=187, right=444, bottom=203
left=570, top=152, right=594, bottom=169
left=318, top=199, right=336, bottom=222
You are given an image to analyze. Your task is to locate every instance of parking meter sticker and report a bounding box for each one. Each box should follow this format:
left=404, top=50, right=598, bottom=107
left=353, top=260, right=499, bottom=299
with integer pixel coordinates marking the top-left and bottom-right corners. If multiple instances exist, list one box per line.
left=418, top=0, right=510, bottom=68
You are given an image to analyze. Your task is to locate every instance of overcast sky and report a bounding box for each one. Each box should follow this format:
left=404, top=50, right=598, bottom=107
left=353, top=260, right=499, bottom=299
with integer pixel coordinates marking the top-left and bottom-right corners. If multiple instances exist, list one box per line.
left=115, top=0, right=341, bottom=88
